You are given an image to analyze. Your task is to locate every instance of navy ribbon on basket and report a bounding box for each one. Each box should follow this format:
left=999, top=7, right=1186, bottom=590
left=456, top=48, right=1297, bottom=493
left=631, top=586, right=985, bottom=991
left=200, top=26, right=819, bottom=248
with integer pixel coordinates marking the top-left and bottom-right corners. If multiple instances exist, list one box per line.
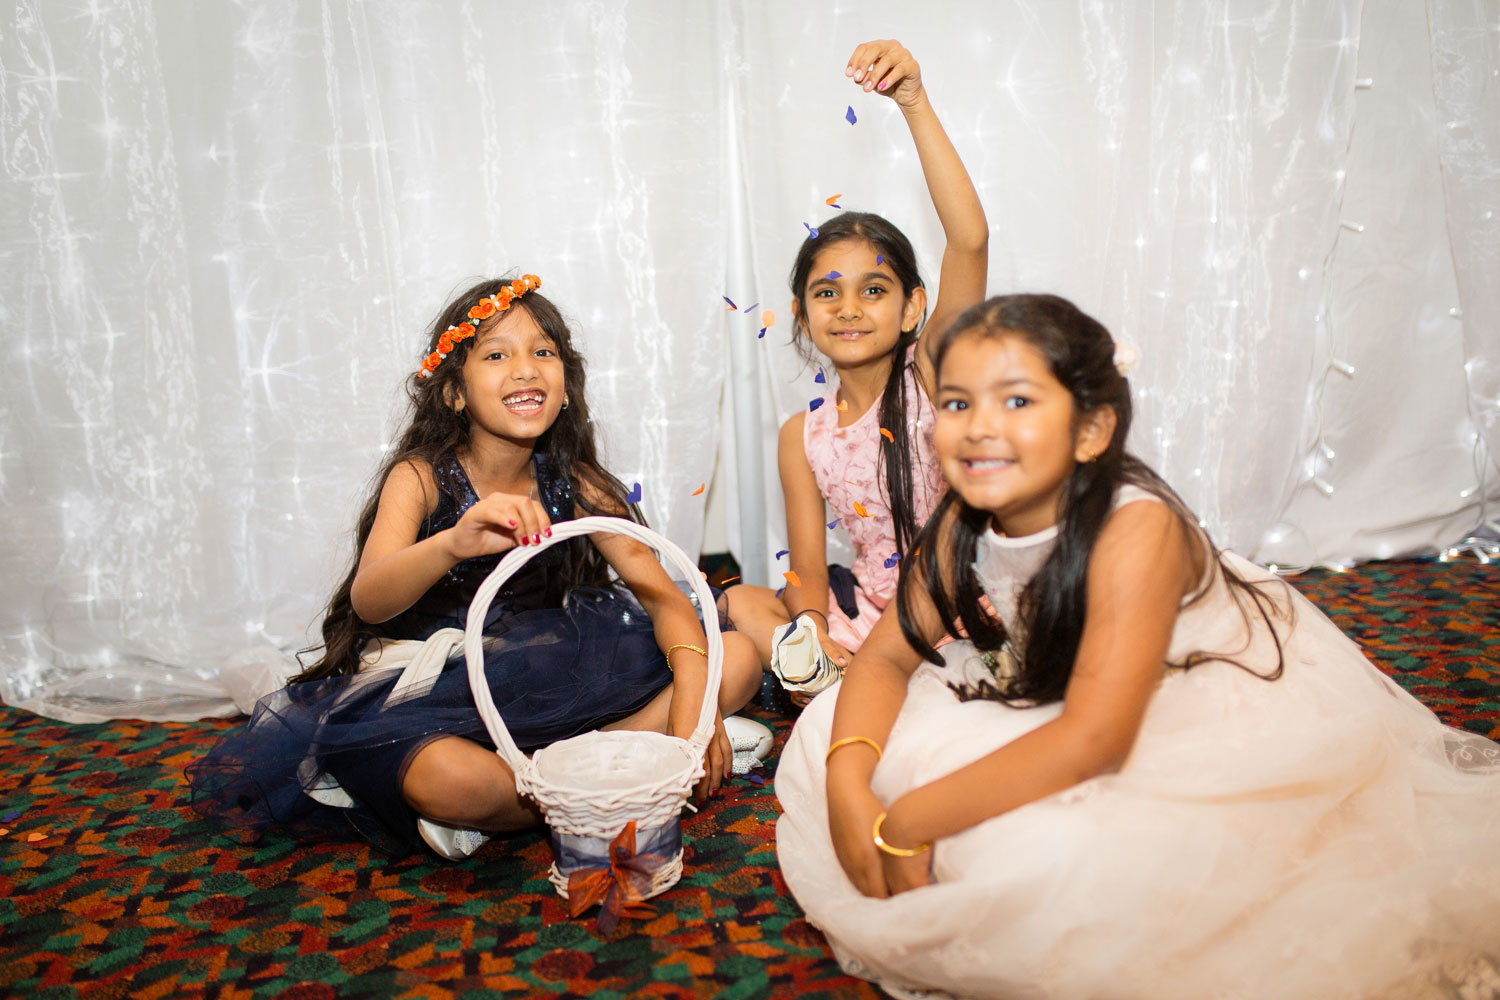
left=560, top=819, right=681, bottom=934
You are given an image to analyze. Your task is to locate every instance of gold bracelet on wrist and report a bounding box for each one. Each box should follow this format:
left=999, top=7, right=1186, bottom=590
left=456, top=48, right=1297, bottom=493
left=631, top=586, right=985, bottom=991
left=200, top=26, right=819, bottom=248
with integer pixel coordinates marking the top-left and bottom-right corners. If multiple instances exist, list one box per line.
left=872, top=810, right=931, bottom=857
left=664, top=643, right=707, bottom=671
left=825, top=735, right=883, bottom=764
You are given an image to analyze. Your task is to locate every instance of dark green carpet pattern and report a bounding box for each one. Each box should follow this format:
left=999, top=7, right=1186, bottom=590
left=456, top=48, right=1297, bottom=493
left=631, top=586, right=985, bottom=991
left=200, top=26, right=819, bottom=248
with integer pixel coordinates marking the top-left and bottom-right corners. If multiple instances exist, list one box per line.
left=1, top=558, right=1496, bottom=998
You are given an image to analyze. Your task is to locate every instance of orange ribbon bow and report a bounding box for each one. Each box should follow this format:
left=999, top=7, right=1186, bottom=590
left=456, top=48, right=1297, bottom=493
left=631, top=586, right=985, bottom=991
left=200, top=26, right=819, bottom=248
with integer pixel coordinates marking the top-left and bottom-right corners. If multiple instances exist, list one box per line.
left=566, top=821, right=663, bottom=934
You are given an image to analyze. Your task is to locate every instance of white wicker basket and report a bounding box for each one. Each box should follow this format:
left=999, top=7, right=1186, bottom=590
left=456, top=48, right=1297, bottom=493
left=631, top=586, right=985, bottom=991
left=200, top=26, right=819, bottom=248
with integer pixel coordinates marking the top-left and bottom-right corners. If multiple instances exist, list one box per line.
left=463, top=515, right=722, bottom=901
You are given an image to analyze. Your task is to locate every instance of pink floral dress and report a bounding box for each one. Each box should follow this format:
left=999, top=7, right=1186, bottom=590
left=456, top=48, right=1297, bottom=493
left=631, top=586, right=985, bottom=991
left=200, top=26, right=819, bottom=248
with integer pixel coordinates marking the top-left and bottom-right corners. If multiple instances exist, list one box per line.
left=802, top=348, right=946, bottom=650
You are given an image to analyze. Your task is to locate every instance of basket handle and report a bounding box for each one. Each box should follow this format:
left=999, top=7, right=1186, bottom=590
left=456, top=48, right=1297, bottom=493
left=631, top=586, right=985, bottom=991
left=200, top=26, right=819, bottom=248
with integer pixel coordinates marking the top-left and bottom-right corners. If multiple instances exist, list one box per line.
left=464, top=515, right=725, bottom=774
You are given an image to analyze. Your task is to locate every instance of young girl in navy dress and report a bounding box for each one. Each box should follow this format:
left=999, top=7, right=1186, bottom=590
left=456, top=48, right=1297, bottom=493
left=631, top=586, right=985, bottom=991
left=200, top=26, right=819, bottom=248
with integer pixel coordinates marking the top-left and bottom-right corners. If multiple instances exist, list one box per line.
left=192, top=276, right=762, bottom=858
left=726, top=39, right=987, bottom=696
left=775, top=294, right=1500, bottom=998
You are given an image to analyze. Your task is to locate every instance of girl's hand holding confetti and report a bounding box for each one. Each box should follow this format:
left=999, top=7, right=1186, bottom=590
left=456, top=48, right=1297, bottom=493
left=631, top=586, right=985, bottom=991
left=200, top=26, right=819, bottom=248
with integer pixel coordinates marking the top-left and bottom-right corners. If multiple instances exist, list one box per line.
left=449, top=492, right=553, bottom=559
left=846, top=39, right=925, bottom=111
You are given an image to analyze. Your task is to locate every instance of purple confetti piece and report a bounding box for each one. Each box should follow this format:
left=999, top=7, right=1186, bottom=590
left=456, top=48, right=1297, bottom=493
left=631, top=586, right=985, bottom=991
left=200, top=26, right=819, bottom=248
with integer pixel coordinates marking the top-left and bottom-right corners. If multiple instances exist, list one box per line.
left=775, top=549, right=789, bottom=559
left=758, top=328, right=766, bottom=339
left=803, top=222, right=819, bottom=239
left=824, top=271, right=841, bottom=280
left=0, top=809, right=20, bottom=823
left=745, top=773, right=766, bottom=786
left=626, top=482, right=642, bottom=505
left=876, top=254, right=885, bottom=266
left=743, top=302, right=759, bottom=313
left=722, top=295, right=737, bottom=310
left=883, top=552, right=901, bottom=569
left=808, top=397, right=825, bottom=412
left=827, top=518, right=841, bottom=530
left=845, top=105, right=857, bottom=125
left=814, top=369, right=826, bottom=384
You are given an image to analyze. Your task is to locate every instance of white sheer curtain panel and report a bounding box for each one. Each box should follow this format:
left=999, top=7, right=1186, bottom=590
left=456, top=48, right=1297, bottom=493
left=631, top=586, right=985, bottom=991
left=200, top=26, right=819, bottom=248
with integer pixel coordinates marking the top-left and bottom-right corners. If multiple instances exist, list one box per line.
left=3, top=2, right=1497, bottom=723
left=720, top=1, right=1499, bottom=584
left=1, top=1, right=727, bottom=721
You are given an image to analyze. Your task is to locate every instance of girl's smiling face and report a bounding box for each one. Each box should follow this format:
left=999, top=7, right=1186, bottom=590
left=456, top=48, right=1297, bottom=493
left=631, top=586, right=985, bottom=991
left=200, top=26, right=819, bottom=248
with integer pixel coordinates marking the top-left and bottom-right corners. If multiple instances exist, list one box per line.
left=797, top=239, right=925, bottom=374
left=456, top=306, right=566, bottom=446
left=934, top=332, right=1114, bottom=536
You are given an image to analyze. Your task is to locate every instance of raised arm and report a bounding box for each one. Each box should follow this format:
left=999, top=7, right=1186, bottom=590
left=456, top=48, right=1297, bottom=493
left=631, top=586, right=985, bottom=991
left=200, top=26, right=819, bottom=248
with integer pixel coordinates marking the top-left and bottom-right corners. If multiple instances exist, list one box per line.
left=874, top=501, right=1198, bottom=890
left=848, top=39, right=989, bottom=391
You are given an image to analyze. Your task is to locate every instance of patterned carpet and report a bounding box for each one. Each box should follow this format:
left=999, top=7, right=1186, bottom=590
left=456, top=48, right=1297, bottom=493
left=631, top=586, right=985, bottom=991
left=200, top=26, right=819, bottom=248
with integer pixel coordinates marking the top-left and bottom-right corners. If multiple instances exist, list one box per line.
left=1, top=557, right=1496, bottom=999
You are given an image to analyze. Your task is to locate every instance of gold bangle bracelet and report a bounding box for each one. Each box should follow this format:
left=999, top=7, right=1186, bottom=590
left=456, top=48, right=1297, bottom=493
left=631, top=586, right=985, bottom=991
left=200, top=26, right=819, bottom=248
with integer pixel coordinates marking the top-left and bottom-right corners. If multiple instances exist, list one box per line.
left=872, top=811, right=931, bottom=857
left=664, top=643, right=707, bottom=671
left=825, top=735, right=883, bottom=764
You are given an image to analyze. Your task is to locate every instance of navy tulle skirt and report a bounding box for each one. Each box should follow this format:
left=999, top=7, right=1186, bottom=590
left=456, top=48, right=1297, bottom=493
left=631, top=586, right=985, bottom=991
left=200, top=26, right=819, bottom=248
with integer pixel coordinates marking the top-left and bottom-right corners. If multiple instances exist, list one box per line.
left=190, top=585, right=708, bottom=855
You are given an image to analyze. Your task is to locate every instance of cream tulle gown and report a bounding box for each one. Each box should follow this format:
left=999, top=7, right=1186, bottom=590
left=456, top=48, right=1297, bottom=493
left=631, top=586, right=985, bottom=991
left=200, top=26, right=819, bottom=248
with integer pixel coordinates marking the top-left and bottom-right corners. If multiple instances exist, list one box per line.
left=776, top=488, right=1500, bottom=1000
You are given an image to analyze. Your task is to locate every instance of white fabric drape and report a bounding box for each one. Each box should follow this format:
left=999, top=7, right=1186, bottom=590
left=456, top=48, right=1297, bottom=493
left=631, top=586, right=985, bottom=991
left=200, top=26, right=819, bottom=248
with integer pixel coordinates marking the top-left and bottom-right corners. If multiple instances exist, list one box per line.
left=3, top=1, right=1496, bottom=722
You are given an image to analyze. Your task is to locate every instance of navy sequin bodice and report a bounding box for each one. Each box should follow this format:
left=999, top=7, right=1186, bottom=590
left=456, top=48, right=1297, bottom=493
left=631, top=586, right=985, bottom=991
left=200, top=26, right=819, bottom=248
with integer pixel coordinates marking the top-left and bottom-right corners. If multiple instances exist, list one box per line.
left=370, top=452, right=577, bottom=641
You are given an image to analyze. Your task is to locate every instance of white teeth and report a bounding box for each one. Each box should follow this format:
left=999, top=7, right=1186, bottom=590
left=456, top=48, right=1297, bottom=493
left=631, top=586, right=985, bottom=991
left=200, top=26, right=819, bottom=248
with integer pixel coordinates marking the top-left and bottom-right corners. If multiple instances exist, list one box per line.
left=966, top=459, right=1010, bottom=470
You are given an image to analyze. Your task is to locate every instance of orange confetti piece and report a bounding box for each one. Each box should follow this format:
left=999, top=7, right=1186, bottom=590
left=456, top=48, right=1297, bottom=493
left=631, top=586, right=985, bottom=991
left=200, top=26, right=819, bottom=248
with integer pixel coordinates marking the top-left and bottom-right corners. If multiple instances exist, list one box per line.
left=691, top=483, right=706, bottom=496
left=761, top=309, right=776, bottom=329
left=836, top=400, right=848, bottom=412
left=26, top=832, right=46, bottom=842
left=880, top=427, right=894, bottom=443
left=784, top=570, right=802, bottom=588
left=0, top=828, right=8, bottom=837
left=853, top=501, right=870, bottom=518
left=720, top=575, right=740, bottom=585
left=825, top=193, right=843, bottom=206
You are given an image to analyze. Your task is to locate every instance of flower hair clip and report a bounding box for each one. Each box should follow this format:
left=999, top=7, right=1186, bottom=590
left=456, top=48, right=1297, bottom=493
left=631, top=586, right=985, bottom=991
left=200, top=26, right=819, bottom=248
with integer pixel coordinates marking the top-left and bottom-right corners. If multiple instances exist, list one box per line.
left=417, top=274, right=542, bottom=378
left=1112, top=337, right=1139, bottom=376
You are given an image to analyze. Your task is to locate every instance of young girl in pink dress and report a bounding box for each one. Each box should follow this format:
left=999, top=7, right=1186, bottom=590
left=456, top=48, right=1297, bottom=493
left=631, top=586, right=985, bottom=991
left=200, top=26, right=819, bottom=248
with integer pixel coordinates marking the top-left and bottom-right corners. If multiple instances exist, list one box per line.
left=726, top=39, right=987, bottom=690
left=776, top=293, right=1500, bottom=999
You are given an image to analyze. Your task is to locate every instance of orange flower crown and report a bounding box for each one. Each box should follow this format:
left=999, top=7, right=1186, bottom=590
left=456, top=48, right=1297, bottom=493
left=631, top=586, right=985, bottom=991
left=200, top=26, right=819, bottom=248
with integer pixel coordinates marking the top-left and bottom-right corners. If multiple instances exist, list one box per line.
left=417, top=274, right=542, bottom=378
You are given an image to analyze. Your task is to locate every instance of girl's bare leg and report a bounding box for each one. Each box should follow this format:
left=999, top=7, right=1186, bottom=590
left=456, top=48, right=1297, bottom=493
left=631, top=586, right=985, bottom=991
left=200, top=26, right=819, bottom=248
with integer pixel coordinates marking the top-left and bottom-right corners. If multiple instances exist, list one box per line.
left=401, top=736, right=541, bottom=832
left=603, top=632, right=764, bottom=734
left=724, top=584, right=793, bottom=671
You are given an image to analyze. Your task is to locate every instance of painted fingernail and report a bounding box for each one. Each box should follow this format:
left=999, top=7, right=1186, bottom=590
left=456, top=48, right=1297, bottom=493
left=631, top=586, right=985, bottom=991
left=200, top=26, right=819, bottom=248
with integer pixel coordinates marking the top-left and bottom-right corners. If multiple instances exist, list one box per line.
left=508, top=519, right=517, bottom=527
left=544, top=528, right=552, bottom=538
left=532, top=534, right=541, bottom=545
left=879, top=80, right=889, bottom=90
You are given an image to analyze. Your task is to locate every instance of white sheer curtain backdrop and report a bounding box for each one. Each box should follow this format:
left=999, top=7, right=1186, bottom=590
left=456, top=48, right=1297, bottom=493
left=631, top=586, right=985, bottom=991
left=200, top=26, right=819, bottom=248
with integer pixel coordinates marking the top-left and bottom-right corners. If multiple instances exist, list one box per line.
left=2, top=1, right=729, bottom=721
left=721, top=1, right=1500, bottom=584
left=3, top=1, right=1497, bottom=723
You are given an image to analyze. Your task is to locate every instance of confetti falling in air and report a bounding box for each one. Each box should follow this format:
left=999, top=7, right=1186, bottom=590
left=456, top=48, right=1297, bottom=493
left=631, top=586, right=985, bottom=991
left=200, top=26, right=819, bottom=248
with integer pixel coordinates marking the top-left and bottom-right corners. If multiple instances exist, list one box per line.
left=626, top=482, right=642, bottom=504
left=691, top=483, right=705, bottom=496
left=845, top=105, right=857, bottom=125
left=804, top=222, right=819, bottom=239
left=824, top=270, right=842, bottom=280
left=825, top=193, right=843, bottom=208
left=883, top=552, right=901, bottom=569
left=876, top=254, right=885, bottom=266
left=880, top=427, right=894, bottom=442
left=784, top=570, right=802, bottom=588
left=721, top=575, right=740, bottom=584
left=775, top=549, right=789, bottom=559
left=809, top=398, right=825, bottom=412
left=827, top=518, right=841, bottom=529
left=743, top=302, right=759, bottom=313
left=814, top=369, right=826, bottom=384
left=758, top=328, right=766, bottom=340
left=853, top=501, right=871, bottom=518
left=723, top=296, right=737, bottom=311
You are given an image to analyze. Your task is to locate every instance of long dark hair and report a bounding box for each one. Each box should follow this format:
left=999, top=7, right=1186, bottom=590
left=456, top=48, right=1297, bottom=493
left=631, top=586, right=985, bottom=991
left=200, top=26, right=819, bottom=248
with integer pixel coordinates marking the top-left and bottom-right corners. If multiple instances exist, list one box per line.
left=790, top=211, right=929, bottom=555
left=897, top=293, right=1287, bottom=705
left=292, top=277, right=640, bottom=683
